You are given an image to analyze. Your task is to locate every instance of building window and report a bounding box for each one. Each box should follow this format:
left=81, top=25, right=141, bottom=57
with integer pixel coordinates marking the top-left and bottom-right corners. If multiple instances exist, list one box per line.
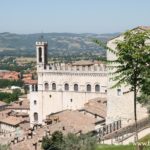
left=95, top=84, right=100, bottom=92
left=34, top=112, right=38, bottom=122
left=64, top=83, right=69, bottom=91
left=32, top=85, right=34, bottom=91
left=44, top=83, right=49, bottom=91
left=52, top=83, right=56, bottom=91
left=117, top=89, right=121, bottom=96
left=87, top=84, right=91, bottom=92
left=34, top=100, right=37, bottom=105
left=74, top=84, right=78, bottom=91
left=38, top=47, right=42, bottom=62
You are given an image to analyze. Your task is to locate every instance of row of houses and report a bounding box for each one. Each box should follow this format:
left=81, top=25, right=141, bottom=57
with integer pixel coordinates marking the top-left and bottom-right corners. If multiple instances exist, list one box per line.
left=0, top=95, right=30, bottom=135
left=0, top=70, right=37, bottom=85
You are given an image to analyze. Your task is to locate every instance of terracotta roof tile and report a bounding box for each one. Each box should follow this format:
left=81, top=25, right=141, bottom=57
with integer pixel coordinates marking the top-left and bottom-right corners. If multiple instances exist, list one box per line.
left=0, top=116, right=25, bottom=126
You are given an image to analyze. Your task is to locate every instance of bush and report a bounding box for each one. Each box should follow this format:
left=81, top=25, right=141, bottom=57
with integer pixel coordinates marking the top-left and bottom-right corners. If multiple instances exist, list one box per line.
left=42, top=131, right=97, bottom=150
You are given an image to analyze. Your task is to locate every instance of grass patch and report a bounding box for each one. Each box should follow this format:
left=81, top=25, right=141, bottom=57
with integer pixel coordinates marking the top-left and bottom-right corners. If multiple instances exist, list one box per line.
left=139, top=134, right=150, bottom=143
left=96, top=144, right=135, bottom=150
left=96, top=134, right=150, bottom=150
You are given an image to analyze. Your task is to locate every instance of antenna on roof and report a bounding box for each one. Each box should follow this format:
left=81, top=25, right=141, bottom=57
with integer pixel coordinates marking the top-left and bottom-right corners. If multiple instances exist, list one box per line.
left=39, top=30, right=44, bottom=41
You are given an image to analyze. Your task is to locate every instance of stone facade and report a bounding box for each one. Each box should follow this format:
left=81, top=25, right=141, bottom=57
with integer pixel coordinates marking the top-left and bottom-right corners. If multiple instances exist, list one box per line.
left=29, top=41, right=107, bottom=126
left=106, top=28, right=148, bottom=126
left=29, top=26, right=149, bottom=128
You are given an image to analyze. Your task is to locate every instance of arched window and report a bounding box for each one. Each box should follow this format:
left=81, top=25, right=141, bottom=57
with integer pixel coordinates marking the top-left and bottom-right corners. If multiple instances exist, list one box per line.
left=38, top=47, right=42, bottom=62
left=44, top=83, right=49, bottom=91
left=87, top=84, right=91, bottom=92
left=74, top=84, right=78, bottom=91
left=52, top=83, right=56, bottom=91
left=34, top=112, right=38, bottom=122
left=95, top=84, right=100, bottom=92
left=64, top=83, right=69, bottom=91
left=117, top=89, right=121, bottom=96
left=32, top=85, right=34, bottom=91
left=34, top=100, right=37, bottom=105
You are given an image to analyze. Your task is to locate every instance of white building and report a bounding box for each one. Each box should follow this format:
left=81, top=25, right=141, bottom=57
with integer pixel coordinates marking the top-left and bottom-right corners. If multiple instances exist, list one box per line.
left=28, top=41, right=107, bottom=126
left=29, top=26, right=148, bottom=128
left=106, top=26, right=149, bottom=127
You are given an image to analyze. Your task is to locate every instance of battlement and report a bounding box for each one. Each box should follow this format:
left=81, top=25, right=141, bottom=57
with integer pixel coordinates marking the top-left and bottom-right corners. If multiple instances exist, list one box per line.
left=36, top=41, right=48, bottom=46
left=37, top=62, right=107, bottom=73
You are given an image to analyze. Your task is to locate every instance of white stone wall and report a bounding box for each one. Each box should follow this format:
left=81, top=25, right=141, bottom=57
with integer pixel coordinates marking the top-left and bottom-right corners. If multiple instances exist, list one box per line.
left=106, top=34, right=148, bottom=127
left=0, top=123, right=17, bottom=133
left=13, top=109, right=29, bottom=114
left=29, top=69, right=107, bottom=126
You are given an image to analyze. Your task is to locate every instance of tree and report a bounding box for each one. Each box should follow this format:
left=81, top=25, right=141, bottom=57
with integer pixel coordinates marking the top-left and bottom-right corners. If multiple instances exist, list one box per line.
left=115, top=31, right=150, bottom=149
left=42, top=131, right=97, bottom=150
left=42, top=131, right=64, bottom=150
left=42, top=136, right=53, bottom=150
left=94, top=30, right=150, bottom=149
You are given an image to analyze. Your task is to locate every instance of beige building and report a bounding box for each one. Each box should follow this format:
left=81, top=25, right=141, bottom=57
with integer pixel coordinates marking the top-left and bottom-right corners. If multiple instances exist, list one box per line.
left=28, top=41, right=107, bottom=126
left=29, top=26, right=149, bottom=128
left=0, top=116, right=27, bottom=133
left=106, top=26, right=149, bottom=126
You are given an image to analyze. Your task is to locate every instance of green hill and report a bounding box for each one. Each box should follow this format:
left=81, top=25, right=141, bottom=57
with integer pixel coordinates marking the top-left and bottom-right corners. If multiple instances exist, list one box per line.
left=0, top=32, right=119, bottom=57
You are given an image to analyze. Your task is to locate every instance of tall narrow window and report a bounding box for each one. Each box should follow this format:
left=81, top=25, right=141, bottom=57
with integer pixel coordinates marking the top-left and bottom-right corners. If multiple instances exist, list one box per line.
left=117, top=89, right=121, bottom=96
left=64, top=83, right=69, bottom=91
left=95, top=84, right=100, bottom=92
left=74, top=84, right=78, bottom=91
left=39, top=47, right=42, bottom=62
left=52, top=83, right=56, bottom=91
left=34, top=100, right=37, bottom=105
left=34, top=112, right=38, bottom=122
left=44, top=45, right=47, bottom=64
left=44, top=83, right=49, bottom=91
left=87, top=84, right=91, bottom=92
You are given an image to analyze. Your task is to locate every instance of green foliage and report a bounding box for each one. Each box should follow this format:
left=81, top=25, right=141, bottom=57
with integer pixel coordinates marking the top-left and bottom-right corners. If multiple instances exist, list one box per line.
left=94, top=30, right=150, bottom=99
left=0, top=79, right=24, bottom=88
left=94, top=30, right=150, bottom=148
left=0, top=144, right=9, bottom=150
left=42, top=131, right=64, bottom=150
left=137, top=93, right=150, bottom=105
left=111, top=31, right=150, bottom=90
left=96, top=144, right=135, bottom=150
left=139, top=134, right=150, bottom=143
left=42, top=136, right=53, bottom=150
left=42, top=131, right=97, bottom=150
left=0, top=32, right=113, bottom=57
left=0, top=89, right=21, bottom=103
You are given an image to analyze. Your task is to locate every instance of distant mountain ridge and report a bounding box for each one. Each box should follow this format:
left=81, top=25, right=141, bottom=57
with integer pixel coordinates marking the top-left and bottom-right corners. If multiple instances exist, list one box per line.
left=0, top=32, right=120, bottom=57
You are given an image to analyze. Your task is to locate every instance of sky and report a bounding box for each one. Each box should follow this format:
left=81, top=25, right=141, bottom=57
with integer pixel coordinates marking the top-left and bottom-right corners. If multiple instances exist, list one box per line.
left=0, top=0, right=150, bottom=34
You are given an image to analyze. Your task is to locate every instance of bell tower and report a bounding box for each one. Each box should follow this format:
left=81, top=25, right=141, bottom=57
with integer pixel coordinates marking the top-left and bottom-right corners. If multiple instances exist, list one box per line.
left=36, top=39, right=48, bottom=67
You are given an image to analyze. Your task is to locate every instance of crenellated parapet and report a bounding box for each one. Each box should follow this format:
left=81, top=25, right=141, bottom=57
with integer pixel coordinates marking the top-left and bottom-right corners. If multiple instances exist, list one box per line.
left=37, top=63, right=107, bottom=74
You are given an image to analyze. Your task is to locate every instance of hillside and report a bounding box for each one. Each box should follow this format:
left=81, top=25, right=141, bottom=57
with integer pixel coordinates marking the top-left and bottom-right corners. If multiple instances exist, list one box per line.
left=0, top=32, right=119, bottom=57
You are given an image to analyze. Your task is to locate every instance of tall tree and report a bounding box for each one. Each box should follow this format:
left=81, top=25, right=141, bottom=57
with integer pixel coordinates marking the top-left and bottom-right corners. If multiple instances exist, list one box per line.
left=94, top=29, right=150, bottom=149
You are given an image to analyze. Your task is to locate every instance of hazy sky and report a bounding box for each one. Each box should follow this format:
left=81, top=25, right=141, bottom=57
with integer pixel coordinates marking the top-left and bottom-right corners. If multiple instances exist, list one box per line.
left=0, top=0, right=149, bottom=34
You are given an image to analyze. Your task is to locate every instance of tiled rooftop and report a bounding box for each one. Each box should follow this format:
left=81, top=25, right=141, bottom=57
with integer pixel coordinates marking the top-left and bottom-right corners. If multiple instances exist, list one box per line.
left=0, top=116, right=25, bottom=126
left=50, top=110, right=95, bottom=134
left=83, top=97, right=107, bottom=118
left=8, top=99, right=30, bottom=110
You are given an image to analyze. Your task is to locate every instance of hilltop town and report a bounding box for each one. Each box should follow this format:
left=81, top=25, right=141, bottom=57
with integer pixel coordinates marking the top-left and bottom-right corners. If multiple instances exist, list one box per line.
left=0, top=26, right=150, bottom=150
